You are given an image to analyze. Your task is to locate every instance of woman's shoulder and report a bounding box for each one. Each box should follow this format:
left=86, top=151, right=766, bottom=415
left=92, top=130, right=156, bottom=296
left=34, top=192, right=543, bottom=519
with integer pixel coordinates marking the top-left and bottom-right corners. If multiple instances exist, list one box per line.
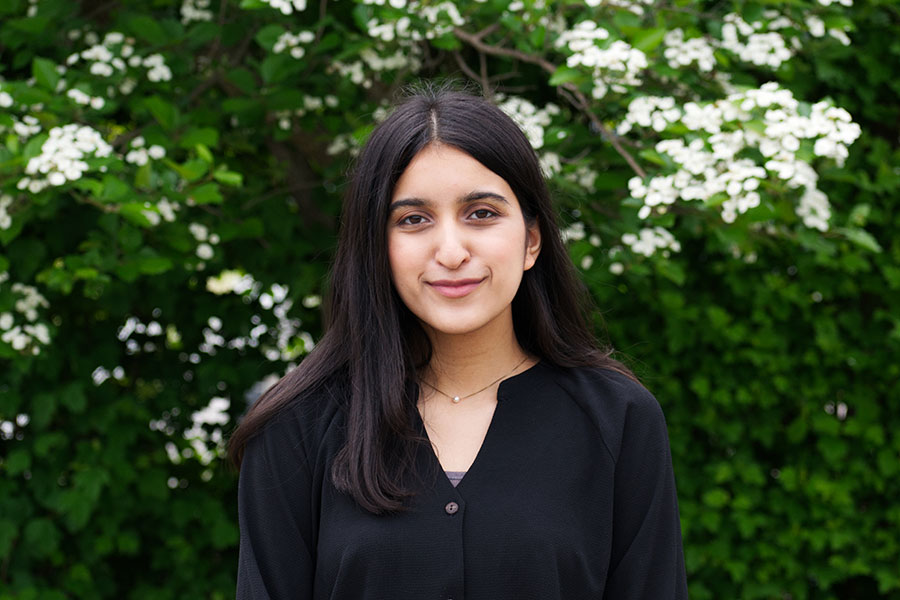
left=541, top=362, right=668, bottom=459
left=245, top=375, right=346, bottom=468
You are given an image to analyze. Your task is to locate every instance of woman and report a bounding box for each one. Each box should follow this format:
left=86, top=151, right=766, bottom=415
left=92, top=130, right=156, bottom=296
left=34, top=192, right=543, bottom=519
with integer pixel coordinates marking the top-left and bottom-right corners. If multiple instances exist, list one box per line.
left=229, top=86, right=688, bottom=599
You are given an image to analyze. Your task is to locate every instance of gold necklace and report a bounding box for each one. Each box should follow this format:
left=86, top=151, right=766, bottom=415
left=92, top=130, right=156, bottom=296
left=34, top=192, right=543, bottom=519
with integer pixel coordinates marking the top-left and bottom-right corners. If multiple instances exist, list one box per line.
left=420, top=355, right=529, bottom=404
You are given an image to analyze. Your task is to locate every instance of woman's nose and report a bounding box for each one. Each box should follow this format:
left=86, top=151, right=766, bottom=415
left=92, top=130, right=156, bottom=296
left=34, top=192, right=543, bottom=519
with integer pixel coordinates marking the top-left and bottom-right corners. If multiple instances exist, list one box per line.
left=434, top=225, right=470, bottom=269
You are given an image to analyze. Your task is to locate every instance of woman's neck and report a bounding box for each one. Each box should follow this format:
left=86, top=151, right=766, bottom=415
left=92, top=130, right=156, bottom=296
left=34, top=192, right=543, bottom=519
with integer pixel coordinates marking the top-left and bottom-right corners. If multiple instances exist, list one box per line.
left=422, top=312, right=531, bottom=394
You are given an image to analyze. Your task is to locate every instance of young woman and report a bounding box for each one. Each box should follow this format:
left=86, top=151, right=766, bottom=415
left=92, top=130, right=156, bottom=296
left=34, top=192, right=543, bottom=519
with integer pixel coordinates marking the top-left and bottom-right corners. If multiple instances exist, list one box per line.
left=229, top=87, right=688, bottom=599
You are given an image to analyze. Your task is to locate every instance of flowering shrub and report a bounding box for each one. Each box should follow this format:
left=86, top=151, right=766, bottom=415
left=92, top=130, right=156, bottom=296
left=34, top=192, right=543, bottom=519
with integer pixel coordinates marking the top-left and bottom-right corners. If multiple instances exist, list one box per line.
left=1, top=0, right=898, bottom=598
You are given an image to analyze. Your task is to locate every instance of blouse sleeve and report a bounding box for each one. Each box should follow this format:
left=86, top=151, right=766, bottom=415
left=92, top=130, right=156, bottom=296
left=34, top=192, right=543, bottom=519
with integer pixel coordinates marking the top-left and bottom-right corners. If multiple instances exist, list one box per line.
left=236, top=418, right=315, bottom=600
left=603, top=392, right=688, bottom=599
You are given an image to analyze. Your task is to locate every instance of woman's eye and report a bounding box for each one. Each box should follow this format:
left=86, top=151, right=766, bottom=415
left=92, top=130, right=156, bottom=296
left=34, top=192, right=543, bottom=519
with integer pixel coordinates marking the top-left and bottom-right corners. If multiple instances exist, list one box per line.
left=400, top=215, right=426, bottom=226
left=470, top=209, right=497, bottom=220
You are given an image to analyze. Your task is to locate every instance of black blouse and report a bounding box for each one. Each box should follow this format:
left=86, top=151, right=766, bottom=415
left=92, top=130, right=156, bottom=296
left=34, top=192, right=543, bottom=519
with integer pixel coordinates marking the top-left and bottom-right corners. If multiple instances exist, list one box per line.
left=236, top=361, right=688, bottom=599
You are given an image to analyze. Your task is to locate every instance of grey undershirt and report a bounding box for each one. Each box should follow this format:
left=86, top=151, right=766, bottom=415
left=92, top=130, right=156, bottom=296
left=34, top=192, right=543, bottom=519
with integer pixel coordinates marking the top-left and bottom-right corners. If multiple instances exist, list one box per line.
left=445, top=471, right=466, bottom=487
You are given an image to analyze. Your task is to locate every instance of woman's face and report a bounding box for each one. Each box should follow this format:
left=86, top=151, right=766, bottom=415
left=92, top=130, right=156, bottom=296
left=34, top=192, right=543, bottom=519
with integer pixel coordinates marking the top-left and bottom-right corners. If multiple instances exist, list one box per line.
left=387, top=143, right=541, bottom=338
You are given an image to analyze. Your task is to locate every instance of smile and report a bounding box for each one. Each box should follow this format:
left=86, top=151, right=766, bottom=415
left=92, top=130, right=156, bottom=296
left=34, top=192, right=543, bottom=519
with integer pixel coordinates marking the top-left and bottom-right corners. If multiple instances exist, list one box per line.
left=427, top=278, right=485, bottom=298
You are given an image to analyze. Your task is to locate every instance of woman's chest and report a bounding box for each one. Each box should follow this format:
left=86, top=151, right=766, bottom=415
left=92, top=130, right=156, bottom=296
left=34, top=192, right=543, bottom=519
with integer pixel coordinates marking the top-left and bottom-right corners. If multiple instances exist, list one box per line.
left=313, top=401, right=616, bottom=599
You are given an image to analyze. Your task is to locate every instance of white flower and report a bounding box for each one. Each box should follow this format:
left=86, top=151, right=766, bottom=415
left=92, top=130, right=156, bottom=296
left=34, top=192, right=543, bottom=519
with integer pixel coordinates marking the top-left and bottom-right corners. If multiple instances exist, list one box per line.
left=0, top=313, right=13, bottom=330
left=148, top=145, right=166, bottom=159
left=0, top=92, right=13, bottom=108
left=196, top=243, right=214, bottom=260
left=189, top=223, right=209, bottom=241
left=206, top=270, right=255, bottom=295
left=126, top=148, right=149, bottom=166
left=181, top=0, right=214, bottom=24
left=259, top=0, right=307, bottom=14
left=497, top=97, right=559, bottom=150
left=19, top=124, right=113, bottom=190
left=142, top=210, right=161, bottom=226
left=622, top=227, right=681, bottom=257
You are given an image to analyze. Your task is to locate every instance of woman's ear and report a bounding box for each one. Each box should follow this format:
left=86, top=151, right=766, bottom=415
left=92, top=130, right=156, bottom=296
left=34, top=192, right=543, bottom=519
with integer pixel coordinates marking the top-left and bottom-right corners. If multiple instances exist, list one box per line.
left=523, top=219, right=542, bottom=271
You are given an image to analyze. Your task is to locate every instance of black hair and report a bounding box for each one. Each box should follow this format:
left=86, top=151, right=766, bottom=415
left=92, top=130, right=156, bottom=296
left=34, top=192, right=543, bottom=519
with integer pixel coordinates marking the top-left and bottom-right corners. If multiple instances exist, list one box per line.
left=227, top=84, right=633, bottom=513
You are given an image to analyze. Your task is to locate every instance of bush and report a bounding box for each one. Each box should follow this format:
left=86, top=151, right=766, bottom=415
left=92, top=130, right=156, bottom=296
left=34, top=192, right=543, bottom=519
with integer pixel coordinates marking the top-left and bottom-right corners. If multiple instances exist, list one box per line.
left=1, top=0, right=897, bottom=597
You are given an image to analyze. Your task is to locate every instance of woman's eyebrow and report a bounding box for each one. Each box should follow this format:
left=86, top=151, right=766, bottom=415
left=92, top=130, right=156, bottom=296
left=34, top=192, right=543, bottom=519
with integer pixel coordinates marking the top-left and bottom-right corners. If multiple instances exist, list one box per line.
left=389, top=190, right=509, bottom=212
left=461, top=190, right=509, bottom=205
left=389, top=198, right=428, bottom=211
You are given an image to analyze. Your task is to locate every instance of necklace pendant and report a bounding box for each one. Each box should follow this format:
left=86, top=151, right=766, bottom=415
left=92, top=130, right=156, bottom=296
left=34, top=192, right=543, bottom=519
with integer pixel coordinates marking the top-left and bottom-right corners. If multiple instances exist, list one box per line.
left=452, top=396, right=461, bottom=403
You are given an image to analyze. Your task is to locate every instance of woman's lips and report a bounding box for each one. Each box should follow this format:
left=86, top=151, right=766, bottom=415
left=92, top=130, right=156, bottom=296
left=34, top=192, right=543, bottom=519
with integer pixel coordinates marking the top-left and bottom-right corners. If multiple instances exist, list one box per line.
left=428, top=278, right=485, bottom=298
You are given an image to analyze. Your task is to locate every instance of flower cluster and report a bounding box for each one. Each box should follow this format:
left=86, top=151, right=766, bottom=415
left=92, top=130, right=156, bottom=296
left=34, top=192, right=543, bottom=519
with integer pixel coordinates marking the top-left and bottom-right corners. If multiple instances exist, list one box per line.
left=329, top=44, right=422, bottom=88
left=497, top=97, right=560, bottom=150
left=0, top=90, right=13, bottom=108
left=4, top=115, right=41, bottom=140
left=189, top=222, right=221, bottom=261
left=66, top=88, right=105, bottom=109
left=275, top=94, right=339, bottom=130
left=273, top=30, right=315, bottom=59
left=621, top=227, right=682, bottom=257
left=719, top=14, right=792, bottom=68
left=663, top=28, right=717, bottom=72
left=183, top=396, right=230, bottom=465
left=364, top=1, right=464, bottom=43
left=617, top=96, right=681, bottom=134
left=124, top=136, right=166, bottom=166
left=65, top=31, right=172, bottom=88
left=206, top=270, right=256, bottom=295
left=0, top=195, right=13, bottom=230
left=17, top=124, right=113, bottom=193
left=585, top=0, right=654, bottom=16
left=555, top=21, right=647, bottom=99
left=259, top=0, right=307, bottom=15
left=0, top=276, right=51, bottom=355
left=326, top=133, right=361, bottom=157
left=181, top=0, right=214, bottom=24
left=622, top=82, right=861, bottom=234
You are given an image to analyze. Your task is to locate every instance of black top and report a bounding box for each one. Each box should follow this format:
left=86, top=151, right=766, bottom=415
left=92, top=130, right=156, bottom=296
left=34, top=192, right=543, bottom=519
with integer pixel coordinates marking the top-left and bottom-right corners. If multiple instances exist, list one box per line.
left=236, top=361, right=688, bottom=599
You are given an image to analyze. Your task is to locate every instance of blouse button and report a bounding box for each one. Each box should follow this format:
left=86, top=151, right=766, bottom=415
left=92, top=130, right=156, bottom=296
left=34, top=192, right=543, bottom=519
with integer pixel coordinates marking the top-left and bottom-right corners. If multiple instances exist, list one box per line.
left=444, top=501, right=459, bottom=515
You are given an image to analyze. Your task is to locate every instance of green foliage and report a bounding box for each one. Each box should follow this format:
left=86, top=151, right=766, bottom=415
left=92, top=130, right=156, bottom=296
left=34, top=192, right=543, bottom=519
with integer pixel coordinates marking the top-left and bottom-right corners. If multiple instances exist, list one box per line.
left=1, top=0, right=898, bottom=598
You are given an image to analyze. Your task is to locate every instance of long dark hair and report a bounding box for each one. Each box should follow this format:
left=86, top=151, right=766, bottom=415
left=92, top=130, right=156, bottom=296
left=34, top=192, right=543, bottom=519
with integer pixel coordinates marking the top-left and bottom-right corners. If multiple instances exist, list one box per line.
left=227, top=85, right=634, bottom=513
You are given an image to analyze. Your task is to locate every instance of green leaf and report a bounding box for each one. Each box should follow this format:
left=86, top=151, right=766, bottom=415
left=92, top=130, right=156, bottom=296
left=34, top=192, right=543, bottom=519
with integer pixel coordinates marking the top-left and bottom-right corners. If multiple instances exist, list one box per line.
left=240, top=0, right=268, bottom=8
left=179, top=127, right=219, bottom=148
left=119, top=203, right=156, bottom=227
left=549, top=66, right=583, bottom=86
left=189, top=182, right=223, bottom=204
left=126, top=15, right=168, bottom=45
left=226, top=68, right=258, bottom=95
left=631, top=28, right=666, bottom=53
left=195, top=144, right=214, bottom=164
left=32, top=57, right=60, bottom=91
left=702, top=488, right=731, bottom=508
left=100, top=175, right=133, bottom=203
left=31, top=392, right=56, bottom=429
left=837, top=227, right=882, bottom=253
left=6, top=449, right=31, bottom=475
left=431, top=33, right=461, bottom=51
left=23, top=518, right=60, bottom=558
left=144, top=96, right=179, bottom=131
left=260, top=54, right=300, bottom=85
left=254, top=24, right=286, bottom=50
left=61, top=384, right=87, bottom=413
left=167, top=158, right=209, bottom=182
left=137, top=254, right=174, bottom=275
left=213, top=169, right=243, bottom=187
left=656, top=260, right=686, bottom=286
